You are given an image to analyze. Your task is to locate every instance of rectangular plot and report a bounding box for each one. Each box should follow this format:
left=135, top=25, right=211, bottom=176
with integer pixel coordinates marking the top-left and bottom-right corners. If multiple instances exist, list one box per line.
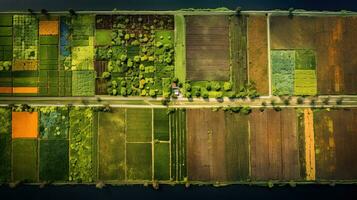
left=126, top=143, right=152, bottom=180
left=0, top=15, right=12, bottom=26
left=186, top=15, right=230, bottom=81
left=154, top=109, right=169, bottom=141
left=294, top=70, right=317, bottom=95
left=12, top=139, right=38, bottom=182
left=72, top=46, right=94, bottom=70
left=174, top=15, right=186, bottom=82
left=0, top=45, right=12, bottom=60
left=314, top=109, right=357, bottom=180
left=0, top=133, right=11, bottom=182
left=40, top=36, right=59, bottom=45
left=95, top=29, right=112, bottom=46
left=271, top=50, right=295, bottom=95
left=230, top=15, right=248, bottom=91
left=154, top=142, right=170, bottom=180
left=250, top=109, right=300, bottom=181
left=170, top=109, right=187, bottom=181
left=39, top=20, right=59, bottom=36
left=0, top=107, right=11, bottom=134
left=187, top=109, right=227, bottom=181
left=98, top=108, right=125, bottom=180
left=72, top=71, right=95, bottom=96
left=40, top=45, right=58, bottom=60
left=0, top=36, right=12, bottom=45
left=126, top=108, right=152, bottom=142
left=247, top=15, right=269, bottom=95
left=13, top=60, right=38, bottom=71
left=39, top=107, right=69, bottom=139
left=0, top=27, right=12, bottom=36
left=69, top=107, right=94, bottom=182
left=224, top=113, right=249, bottom=181
left=295, top=49, right=316, bottom=70
left=39, top=140, right=69, bottom=181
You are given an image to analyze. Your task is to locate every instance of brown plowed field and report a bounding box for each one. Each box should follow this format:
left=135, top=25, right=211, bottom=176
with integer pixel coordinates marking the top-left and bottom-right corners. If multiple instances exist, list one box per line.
left=249, top=109, right=300, bottom=180
left=313, top=108, right=357, bottom=180
left=270, top=16, right=357, bottom=94
left=247, top=15, right=269, bottom=95
left=187, top=109, right=250, bottom=182
left=186, top=16, right=230, bottom=81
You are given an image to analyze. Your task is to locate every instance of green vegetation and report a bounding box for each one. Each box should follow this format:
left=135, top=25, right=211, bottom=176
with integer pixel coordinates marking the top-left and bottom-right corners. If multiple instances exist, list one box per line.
left=13, top=139, right=38, bottom=182
left=0, top=107, right=11, bottom=134
left=98, top=108, right=125, bottom=180
left=39, top=140, right=69, bottom=181
left=271, top=50, right=295, bottom=95
left=0, top=133, right=11, bottom=182
left=126, top=108, right=152, bottom=142
left=154, top=142, right=170, bottom=180
left=39, top=107, right=69, bottom=139
left=154, top=108, right=169, bottom=141
left=13, top=15, right=38, bottom=60
left=72, top=71, right=95, bottom=96
left=126, top=143, right=152, bottom=180
left=174, top=15, right=186, bottom=82
left=271, top=49, right=317, bottom=96
left=69, top=107, right=94, bottom=182
left=96, top=15, right=175, bottom=96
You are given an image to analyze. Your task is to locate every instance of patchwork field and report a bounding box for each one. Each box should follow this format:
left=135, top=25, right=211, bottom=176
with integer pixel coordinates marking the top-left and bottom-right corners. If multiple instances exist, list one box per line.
left=270, top=16, right=357, bottom=94
left=0, top=106, right=356, bottom=184
left=271, top=49, right=317, bottom=96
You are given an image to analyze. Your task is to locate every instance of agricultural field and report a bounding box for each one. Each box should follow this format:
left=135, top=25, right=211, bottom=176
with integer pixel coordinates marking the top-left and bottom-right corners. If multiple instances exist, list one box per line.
left=187, top=109, right=249, bottom=182
left=313, top=108, right=357, bottom=180
left=271, top=49, right=317, bottom=96
left=270, top=16, right=357, bottom=94
left=249, top=109, right=301, bottom=181
left=247, top=15, right=269, bottom=95
left=95, top=15, right=175, bottom=97
left=0, top=105, right=356, bottom=184
left=0, top=14, right=95, bottom=97
left=97, top=108, right=185, bottom=182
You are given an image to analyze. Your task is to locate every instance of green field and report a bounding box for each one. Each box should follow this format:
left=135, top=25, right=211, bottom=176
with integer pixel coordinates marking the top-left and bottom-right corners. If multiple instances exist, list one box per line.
left=271, top=50, right=295, bottom=95
left=126, top=143, right=152, bottom=180
left=294, top=70, right=317, bottom=95
left=39, top=139, right=69, bottom=181
left=154, top=142, right=170, bottom=180
left=98, top=108, right=126, bottom=180
left=0, top=133, right=11, bottom=182
left=72, top=71, right=95, bottom=96
left=126, top=108, right=152, bottom=142
left=154, top=108, right=169, bottom=141
left=69, top=107, right=94, bottom=182
left=12, top=139, right=38, bottom=182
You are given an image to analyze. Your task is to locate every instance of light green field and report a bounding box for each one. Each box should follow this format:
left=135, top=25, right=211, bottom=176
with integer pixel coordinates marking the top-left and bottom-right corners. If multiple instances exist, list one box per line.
left=174, top=15, right=186, bottom=82
left=294, top=69, right=317, bottom=95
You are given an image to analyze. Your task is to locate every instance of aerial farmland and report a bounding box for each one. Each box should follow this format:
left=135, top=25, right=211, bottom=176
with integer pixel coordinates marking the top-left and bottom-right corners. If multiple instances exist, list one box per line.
left=0, top=9, right=357, bottom=188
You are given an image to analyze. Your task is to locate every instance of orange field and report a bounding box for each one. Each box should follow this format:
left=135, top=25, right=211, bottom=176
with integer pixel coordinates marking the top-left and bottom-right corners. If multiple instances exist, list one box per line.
left=39, top=20, right=59, bottom=35
left=12, top=112, right=38, bottom=138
